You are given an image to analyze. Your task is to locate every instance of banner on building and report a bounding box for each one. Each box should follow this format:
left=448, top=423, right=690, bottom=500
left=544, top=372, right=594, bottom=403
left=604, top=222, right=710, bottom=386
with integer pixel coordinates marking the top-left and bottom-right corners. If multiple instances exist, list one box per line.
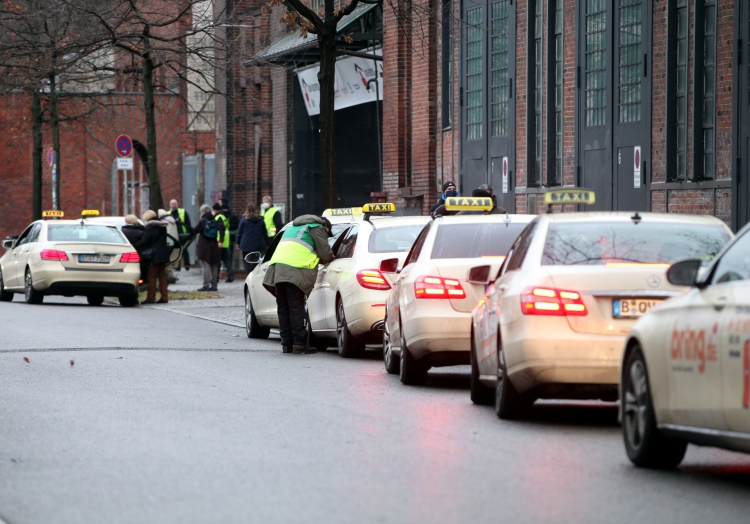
left=296, top=49, right=383, bottom=117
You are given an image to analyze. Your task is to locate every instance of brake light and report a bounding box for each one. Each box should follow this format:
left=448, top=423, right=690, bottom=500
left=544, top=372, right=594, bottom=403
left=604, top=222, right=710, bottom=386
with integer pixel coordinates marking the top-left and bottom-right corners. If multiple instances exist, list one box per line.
left=414, top=275, right=466, bottom=299
left=356, top=269, right=391, bottom=290
left=120, top=252, right=141, bottom=263
left=520, top=287, right=587, bottom=316
left=40, top=249, right=68, bottom=261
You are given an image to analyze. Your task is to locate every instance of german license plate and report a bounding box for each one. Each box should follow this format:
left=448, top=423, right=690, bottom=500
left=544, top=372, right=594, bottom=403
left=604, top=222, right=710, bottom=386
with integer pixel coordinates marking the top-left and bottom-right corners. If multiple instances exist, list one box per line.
left=612, top=299, right=662, bottom=319
left=79, top=254, right=109, bottom=263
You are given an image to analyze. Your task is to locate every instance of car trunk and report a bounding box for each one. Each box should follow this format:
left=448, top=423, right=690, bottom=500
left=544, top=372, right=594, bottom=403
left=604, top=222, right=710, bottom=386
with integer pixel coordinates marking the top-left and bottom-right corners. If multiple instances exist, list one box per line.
left=55, top=243, right=131, bottom=271
left=434, top=259, right=505, bottom=313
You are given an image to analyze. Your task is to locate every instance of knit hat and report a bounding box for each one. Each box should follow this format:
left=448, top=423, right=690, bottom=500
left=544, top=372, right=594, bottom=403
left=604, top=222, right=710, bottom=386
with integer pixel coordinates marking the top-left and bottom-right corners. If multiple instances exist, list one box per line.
left=442, top=181, right=457, bottom=192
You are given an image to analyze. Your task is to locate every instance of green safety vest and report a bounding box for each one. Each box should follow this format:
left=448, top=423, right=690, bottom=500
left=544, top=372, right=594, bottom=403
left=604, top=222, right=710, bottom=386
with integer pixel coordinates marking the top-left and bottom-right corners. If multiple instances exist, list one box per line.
left=216, top=213, right=230, bottom=248
left=177, top=208, right=187, bottom=234
left=268, top=223, right=321, bottom=270
left=263, top=206, right=279, bottom=238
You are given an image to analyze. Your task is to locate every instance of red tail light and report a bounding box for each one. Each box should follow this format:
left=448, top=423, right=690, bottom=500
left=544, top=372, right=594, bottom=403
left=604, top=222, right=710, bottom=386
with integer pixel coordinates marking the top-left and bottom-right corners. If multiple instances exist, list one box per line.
left=414, top=275, right=466, bottom=299
left=356, top=269, right=391, bottom=290
left=520, top=287, right=587, bottom=316
left=120, top=252, right=141, bottom=263
left=40, top=249, right=69, bottom=261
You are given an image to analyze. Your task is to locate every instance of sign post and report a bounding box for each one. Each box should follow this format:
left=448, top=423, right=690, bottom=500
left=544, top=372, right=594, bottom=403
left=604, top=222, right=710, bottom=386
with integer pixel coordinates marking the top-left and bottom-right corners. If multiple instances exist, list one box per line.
left=502, top=157, right=509, bottom=194
left=47, top=148, right=58, bottom=210
left=634, top=146, right=642, bottom=189
left=115, top=135, right=134, bottom=215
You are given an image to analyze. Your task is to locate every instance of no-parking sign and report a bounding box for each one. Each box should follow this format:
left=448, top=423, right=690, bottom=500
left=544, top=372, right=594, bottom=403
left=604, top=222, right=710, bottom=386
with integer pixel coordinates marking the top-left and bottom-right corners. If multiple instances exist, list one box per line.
left=116, top=135, right=133, bottom=157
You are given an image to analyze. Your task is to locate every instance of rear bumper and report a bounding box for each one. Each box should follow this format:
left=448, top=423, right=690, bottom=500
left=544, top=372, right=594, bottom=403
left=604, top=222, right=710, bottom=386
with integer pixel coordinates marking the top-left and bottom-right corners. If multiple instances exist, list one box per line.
left=45, top=281, right=139, bottom=297
left=32, top=265, right=140, bottom=296
left=342, top=289, right=389, bottom=339
left=402, top=303, right=471, bottom=360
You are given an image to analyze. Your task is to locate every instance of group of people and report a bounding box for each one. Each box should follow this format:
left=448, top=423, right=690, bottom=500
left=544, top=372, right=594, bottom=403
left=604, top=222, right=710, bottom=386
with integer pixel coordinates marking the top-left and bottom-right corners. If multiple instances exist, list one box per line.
left=429, top=180, right=507, bottom=216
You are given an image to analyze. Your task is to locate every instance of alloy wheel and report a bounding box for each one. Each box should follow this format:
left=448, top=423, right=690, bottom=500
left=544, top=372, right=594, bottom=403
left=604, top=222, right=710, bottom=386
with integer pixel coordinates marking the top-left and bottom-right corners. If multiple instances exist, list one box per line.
left=624, top=359, right=649, bottom=451
left=337, top=301, right=345, bottom=350
left=24, top=272, right=32, bottom=302
left=245, top=292, right=252, bottom=334
left=383, top=316, right=394, bottom=368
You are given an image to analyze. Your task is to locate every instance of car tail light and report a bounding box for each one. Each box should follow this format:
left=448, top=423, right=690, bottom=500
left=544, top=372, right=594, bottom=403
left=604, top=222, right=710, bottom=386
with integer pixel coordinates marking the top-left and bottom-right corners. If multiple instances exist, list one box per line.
left=356, top=269, right=391, bottom=290
left=520, top=287, right=587, bottom=316
left=40, top=249, right=69, bottom=261
left=120, top=252, right=141, bottom=263
left=414, top=275, right=466, bottom=299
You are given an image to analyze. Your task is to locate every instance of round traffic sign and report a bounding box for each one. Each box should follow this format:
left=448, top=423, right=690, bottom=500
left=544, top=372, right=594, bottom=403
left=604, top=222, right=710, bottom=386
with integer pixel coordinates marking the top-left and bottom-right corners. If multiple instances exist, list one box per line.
left=634, top=148, right=641, bottom=169
left=116, top=135, right=133, bottom=157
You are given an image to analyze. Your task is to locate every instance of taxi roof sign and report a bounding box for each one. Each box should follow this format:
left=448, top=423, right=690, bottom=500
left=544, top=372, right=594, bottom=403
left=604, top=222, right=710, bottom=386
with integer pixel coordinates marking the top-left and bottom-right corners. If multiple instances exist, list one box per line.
left=444, top=197, right=493, bottom=212
left=543, top=188, right=596, bottom=206
left=322, top=207, right=363, bottom=217
left=81, top=209, right=101, bottom=217
left=42, top=210, right=64, bottom=219
left=362, top=203, right=396, bottom=214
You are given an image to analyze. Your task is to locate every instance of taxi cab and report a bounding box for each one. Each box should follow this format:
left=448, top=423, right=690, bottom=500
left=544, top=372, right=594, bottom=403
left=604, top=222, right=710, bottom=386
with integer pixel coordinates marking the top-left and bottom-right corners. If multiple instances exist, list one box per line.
left=383, top=197, right=534, bottom=384
left=620, top=222, right=750, bottom=469
left=0, top=211, right=142, bottom=306
left=307, top=204, right=429, bottom=356
left=469, top=189, right=734, bottom=419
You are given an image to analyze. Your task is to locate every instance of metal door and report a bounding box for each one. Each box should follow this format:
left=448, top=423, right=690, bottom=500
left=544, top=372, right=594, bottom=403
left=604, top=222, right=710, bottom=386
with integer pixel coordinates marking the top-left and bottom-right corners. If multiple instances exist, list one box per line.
left=736, top=0, right=750, bottom=231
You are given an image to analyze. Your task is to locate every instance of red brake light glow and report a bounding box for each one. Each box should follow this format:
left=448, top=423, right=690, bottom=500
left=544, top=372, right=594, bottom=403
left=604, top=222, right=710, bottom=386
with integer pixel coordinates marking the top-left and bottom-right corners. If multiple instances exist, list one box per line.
left=605, top=262, right=670, bottom=268
left=120, top=252, right=141, bottom=263
left=356, top=269, right=391, bottom=291
left=520, top=287, right=587, bottom=316
left=40, top=249, right=69, bottom=261
left=414, top=275, right=466, bottom=299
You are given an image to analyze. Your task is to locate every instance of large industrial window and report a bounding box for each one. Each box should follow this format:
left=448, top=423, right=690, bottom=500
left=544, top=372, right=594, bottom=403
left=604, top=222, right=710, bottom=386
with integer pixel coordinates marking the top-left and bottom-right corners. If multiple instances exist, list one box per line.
left=466, top=7, right=483, bottom=140
left=528, top=0, right=543, bottom=186
left=441, top=0, right=454, bottom=129
left=694, top=0, right=716, bottom=180
left=618, top=0, right=642, bottom=123
left=547, top=0, right=564, bottom=185
left=667, top=0, right=688, bottom=181
left=491, top=0, right=511, bottom=137
left=585, top=0, right=607, bottom=127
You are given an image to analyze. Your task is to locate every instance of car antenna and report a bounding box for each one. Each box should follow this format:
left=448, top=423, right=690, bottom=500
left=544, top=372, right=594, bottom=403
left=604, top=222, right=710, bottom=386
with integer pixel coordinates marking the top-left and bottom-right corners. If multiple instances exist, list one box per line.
left=631, top=212, right=642, bottom=224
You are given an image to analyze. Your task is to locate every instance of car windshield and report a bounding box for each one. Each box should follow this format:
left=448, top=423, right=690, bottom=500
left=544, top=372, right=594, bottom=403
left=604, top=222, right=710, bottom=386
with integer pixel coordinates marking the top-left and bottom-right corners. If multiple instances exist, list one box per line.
left=368, top=225, right=424, bottom=253
left=431, top=222, right=528, bottom=259
left=542, top=221, right=731, bottom=266
left=48, top=225, right=128, bottom=244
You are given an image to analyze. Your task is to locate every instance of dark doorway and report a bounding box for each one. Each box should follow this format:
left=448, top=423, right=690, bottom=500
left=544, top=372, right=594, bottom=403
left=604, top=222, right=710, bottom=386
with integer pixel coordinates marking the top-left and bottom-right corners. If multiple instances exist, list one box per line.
left=736, top=0, right=750, bottom=230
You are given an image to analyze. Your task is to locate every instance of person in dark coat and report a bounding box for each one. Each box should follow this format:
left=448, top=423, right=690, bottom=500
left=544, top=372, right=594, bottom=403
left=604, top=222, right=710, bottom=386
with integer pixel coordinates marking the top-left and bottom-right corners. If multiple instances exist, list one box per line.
left=429, top=181, right=459, bottom=215
left=236, top=203, right=268, bottom=272
left=121, top=214, right=147, bottom=284
left=134, top=210, right=170, bottom=304
left=195, top=204, right=222, bottom=291
left=456, top=185, right=508, bottom=215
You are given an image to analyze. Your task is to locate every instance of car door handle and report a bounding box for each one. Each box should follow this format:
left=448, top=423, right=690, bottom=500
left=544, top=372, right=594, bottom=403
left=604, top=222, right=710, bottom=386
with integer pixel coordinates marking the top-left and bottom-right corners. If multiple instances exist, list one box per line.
left=497, top=285, right=509, bottom=291
left=713, top=296, right=728, bottom=310
left=333, top=268, right=341, bottom=273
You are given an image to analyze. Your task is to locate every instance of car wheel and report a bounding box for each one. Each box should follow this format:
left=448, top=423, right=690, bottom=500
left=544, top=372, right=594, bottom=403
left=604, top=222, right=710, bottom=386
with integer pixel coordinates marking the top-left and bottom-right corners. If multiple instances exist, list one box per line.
left=119, top=293, right=139, bottom=307
left=0, top=269, right=14, bottom=302
left=470, top=332, right=494, bottom=405
left=307, top=312, right=329, bottom=351
left=622, top=345, right=687, bottom=469
left=399, top=328, right=427, bottom=385
left=383, top=312, right=399, bottom=375
left=87, top=294, right=104, bottom=306
left=337, top=299, right=365, bottom=358
left=24, top=269, right=43, bottom=305
left=495, top=342, right=532, bottom=419
left=245, top=291, right=270, bottom=339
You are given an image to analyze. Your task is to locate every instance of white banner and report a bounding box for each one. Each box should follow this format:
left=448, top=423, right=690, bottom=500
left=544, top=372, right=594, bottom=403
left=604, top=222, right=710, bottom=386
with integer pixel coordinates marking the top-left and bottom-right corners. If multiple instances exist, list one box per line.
left=296, top=49, right=383, bottom=116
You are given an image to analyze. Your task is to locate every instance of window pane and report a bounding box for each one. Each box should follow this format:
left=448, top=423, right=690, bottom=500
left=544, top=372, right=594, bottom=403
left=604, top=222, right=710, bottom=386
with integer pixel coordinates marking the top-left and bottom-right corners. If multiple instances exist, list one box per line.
left=491, top=1, right=511, bottom=137
left=585, top=1, right=607, bottom=127
left=618, top=0, right=642, bottom=124
left=466, top=7, right=483, bottom=140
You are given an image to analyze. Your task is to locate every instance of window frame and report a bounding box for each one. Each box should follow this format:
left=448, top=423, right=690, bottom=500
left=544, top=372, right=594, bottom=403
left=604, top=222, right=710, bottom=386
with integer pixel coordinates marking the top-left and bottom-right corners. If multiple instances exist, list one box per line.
left=546, top=0, right=564, bottom=186
left=692, top=0, right=717, bottom=181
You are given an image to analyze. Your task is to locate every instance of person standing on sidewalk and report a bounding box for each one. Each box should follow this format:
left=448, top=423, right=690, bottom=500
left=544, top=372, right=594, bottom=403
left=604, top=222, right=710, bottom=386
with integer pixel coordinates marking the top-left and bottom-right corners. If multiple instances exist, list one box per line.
left=236, top=203, right=268, bottom=272
left=134, top=210, right=170, bottom=304
left=263, top=214, right=334, bottom=355
left=260, top=196, right=283, bottom=241
left=169, top=199, right=192, bottom=271
left=213, top=202, right=234, bottom=283
left=195, top=204, right=221, bottom=292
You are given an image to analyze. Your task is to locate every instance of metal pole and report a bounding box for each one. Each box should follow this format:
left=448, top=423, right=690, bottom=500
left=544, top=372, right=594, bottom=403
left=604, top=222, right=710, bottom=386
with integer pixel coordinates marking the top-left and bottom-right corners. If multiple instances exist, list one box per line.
left=51, top=151, right=58, bottom=210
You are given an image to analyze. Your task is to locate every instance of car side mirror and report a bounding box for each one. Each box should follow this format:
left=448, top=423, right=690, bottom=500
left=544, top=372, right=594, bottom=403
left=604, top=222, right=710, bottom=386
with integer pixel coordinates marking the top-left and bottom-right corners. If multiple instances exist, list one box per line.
left=2, top=239, right=13, bottom=250
left=380, top=257, right=399, bottom=273
left=244, top=251, right=262, bottom=264
left=468, top=265, right=491, bottom=285
left=667, top=258, right=702, bottom=287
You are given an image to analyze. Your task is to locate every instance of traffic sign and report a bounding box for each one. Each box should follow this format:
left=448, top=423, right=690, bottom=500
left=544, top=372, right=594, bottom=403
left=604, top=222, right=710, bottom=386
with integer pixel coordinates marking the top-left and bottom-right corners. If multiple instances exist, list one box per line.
left=47, top=148, right=55, bottom=167
left=117, top=157, right=134, bottom=170
left=116, top=135, right=133, bottom=157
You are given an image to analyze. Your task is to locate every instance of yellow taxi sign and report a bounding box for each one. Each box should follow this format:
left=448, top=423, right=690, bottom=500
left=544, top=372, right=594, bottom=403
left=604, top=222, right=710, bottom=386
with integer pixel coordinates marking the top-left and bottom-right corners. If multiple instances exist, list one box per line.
left=322, top=207, right=363, bottom=217
left=81, top=209, right=101, bottom=217
left=42, top=210, right=64, bottom=219
left=362, top=203, right=396, bottom=214
left=444, top=197, right=493, bottom=212
left=544, top=188, right=596, bottom=206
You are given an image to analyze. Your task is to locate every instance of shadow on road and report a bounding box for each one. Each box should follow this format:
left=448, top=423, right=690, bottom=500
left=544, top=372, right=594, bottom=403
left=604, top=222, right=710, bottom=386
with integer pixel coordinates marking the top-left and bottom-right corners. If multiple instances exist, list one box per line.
left=524, top=401, right=620, bottom=427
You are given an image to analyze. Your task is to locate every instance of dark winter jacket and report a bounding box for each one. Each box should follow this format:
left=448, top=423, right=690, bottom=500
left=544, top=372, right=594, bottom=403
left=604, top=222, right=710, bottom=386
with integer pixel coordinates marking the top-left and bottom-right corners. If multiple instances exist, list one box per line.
left=121, top=224, right=145, bottom=246
left=195, top=213, right=222, bottom=264
left=134, top=219, right=171, bottom=265
left=236, top=216, right=268, bottom=253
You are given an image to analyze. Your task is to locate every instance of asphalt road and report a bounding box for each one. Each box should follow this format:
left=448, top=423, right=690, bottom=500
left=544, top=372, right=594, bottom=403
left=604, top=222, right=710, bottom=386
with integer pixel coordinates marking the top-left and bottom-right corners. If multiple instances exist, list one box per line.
left=2, top=295, right=750, bottom=524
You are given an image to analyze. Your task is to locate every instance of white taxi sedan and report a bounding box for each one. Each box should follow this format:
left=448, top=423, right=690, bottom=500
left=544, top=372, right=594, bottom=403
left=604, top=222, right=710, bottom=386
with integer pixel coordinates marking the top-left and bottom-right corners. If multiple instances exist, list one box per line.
left=384, top=198, right=534, bottom=385
left=620, top=223, right=750, bottom=469
left=0, top=213, right=142, bottom=306
left=470, top=189, right=733, bottom=419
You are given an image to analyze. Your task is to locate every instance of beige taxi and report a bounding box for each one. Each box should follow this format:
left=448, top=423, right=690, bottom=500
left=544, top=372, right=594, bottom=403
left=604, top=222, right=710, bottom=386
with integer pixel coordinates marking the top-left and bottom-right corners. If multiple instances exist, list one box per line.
left=621, top=222, right=750, bottom=468
left=469, top=189, right=734, bottom=419
left=0, top=211, right=142, bottom=306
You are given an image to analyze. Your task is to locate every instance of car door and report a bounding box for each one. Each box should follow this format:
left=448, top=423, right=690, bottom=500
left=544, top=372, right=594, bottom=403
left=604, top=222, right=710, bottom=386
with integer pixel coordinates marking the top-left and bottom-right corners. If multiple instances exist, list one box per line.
left=250, top=228, right=285, bottom=322
left=321, top=226, right=358, bottom=329
left=308, top=227, right=350, bottom=330
left=6, top=224, right=35, bottom=288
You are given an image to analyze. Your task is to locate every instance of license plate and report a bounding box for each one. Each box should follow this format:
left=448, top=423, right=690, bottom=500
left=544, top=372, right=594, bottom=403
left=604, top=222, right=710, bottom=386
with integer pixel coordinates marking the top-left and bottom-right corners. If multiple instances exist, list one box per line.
left=79, top=254, right=110, bottom=264
left=612, top=298, right=662, bottom=319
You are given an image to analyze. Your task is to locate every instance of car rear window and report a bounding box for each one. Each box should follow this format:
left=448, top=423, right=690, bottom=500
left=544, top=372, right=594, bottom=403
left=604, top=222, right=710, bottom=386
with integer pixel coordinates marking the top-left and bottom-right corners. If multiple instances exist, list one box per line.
left=430, top=223, right=528, bottom=259
left=542, top=222, right=731, bottom=266
left=368, top=225, right=424, bottom=253
left=48, top=225, right=128, bottom=244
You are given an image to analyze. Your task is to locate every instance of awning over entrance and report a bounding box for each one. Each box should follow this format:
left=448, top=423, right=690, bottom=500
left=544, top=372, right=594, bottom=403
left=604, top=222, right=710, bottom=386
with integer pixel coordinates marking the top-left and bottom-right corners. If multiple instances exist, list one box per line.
left=246, top=3, right=381, bottom=67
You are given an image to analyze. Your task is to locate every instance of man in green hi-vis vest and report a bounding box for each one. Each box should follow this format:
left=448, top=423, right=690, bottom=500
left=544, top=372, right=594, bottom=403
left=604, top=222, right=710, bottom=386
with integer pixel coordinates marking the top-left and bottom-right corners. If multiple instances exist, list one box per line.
left=261, top=196, right=283, bottom=240
left=263, top=214, right=335, bottom=355
left=212, top=202, right=234, bottom=282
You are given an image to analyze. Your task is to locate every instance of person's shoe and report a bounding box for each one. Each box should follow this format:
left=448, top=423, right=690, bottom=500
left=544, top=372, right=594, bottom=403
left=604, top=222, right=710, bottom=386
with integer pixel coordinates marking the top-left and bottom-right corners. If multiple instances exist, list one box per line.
left=226, top=277, right=234, bottom=283
left=282, top=345, right=293, bottom=354
left=292, top=344, right=318, bottom=355
left=157, top=299, right=168, bottom=304
left=185, top=266, right=190, bottom=271
left=197, top=287, right=211, bottom=292
left=209, top=287, right=218, bottom=291
left=140, top=300, right=156, bottom=305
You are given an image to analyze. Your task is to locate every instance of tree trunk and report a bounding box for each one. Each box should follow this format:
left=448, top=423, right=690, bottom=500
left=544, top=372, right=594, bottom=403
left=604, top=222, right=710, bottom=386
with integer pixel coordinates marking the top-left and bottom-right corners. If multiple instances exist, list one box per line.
left=142, top=53, right=162, bottom=211
left=49, top=72, right=61, bottom=211
left=31, top=89, right=43, bottom=220
left=318, top=32, right=337, bottom=209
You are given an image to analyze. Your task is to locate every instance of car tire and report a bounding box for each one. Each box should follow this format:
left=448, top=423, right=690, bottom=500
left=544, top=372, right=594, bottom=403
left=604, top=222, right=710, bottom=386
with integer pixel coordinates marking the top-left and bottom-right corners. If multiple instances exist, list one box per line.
left=470, top=333, right=494, bottom=405
left=307, top=313, right=329, bottom=352
left=383, top=312, right=399, bottom=375
left=622, top=345, right=687, bottom=469
left=495, top=342, right=532, bottom=419
left=0, top=269, right=14, bottom=302
left=24, top=269, right=43, bottom=305
left=119, top=293, right=139, bottom=307
left=87, top=294, right=104, bottom=306
left=245, top=290, right=270, bottom=339
left=337, top=299, right=365, bottom=358
left=399, top=328, right=427, bottom=385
